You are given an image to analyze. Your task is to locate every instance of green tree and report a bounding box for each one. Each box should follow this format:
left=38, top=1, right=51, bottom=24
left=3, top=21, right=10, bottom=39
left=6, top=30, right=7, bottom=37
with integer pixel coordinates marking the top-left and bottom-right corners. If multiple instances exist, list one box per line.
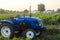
left=24, top=9, right=29, bottom=13
left=38, top=4, right=45, bottom=12
left=57, top=8, right=60, bottom=13
left=0, top=9, right=5, bottom=13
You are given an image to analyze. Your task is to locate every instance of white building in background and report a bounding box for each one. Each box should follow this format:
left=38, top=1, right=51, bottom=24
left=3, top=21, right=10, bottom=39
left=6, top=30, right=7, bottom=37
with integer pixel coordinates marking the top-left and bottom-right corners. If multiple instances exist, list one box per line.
left=31, top=10, right=39, bottom=13
left=43, top=10, right=55, bottom=13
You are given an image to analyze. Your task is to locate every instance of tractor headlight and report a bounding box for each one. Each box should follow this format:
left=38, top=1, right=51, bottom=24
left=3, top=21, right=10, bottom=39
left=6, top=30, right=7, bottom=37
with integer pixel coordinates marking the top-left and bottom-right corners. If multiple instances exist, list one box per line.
left=38, top=19, right=42, bottom=26
left=39, top=23, right=42, bottom=26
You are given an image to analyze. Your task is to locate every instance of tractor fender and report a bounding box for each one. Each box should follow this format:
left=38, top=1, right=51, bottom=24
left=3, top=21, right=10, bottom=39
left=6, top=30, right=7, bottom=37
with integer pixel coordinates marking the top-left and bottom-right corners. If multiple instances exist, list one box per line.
left=0, top=20, right=14, bottom=25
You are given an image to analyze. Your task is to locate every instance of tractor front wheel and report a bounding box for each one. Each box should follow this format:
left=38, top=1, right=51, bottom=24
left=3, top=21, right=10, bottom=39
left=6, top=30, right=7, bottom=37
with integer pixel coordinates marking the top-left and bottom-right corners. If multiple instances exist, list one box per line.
left=23, top=29, right=36, bottom=39
left=35, top=31, right=40, bottom=36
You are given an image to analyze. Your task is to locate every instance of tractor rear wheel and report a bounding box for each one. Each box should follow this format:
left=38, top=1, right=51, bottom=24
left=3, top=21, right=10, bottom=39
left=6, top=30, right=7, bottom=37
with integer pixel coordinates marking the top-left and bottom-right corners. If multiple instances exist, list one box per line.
left=0, top=23, right=14, bottom=38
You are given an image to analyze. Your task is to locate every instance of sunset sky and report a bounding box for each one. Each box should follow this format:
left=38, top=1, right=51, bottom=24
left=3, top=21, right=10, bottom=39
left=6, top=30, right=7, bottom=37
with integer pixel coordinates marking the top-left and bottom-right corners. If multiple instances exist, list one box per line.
left=0, top=0, right=60, bottom=11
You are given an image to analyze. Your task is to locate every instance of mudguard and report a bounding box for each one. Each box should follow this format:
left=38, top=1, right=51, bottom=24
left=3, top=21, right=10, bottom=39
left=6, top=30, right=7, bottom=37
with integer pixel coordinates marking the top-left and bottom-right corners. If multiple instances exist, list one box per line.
left=0, top=20, right=14, bottom=25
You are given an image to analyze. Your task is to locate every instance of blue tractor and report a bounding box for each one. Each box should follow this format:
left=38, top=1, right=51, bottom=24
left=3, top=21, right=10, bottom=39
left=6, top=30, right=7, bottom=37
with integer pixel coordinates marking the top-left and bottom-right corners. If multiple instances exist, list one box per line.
left=0, top=16, right=46, bottom=39
left=0, top=7, right=46, bottom=39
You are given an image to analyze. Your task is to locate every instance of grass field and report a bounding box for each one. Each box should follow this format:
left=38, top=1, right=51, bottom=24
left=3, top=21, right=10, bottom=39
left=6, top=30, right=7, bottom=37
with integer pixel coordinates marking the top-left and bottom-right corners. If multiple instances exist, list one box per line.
left=0, top=13, right=60, bottom=40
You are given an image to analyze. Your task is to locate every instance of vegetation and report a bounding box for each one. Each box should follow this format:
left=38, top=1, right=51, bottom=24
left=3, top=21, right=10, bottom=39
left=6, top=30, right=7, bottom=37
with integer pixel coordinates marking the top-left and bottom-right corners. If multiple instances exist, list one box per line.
left=57, top=8, right=60, bottom=13
left=24, top=9, right=29, bottom=13
left=38, top=4, right=45, bottom=12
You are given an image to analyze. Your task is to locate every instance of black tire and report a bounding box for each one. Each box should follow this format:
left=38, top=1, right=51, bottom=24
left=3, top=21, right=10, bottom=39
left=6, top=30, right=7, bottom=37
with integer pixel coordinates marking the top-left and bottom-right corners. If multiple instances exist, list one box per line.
left=35, top=30, right=40, bottom=36
left=35, top=27, right=47, bottom=37
left=0, top=23, right=15, bottom=38
left=23, top=29, right=36, bottom=39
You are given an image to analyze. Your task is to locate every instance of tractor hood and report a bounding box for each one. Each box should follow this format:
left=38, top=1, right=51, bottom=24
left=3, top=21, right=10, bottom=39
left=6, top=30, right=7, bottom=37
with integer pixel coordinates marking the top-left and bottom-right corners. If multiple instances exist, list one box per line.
left=18, top=16, right=41, bottom=22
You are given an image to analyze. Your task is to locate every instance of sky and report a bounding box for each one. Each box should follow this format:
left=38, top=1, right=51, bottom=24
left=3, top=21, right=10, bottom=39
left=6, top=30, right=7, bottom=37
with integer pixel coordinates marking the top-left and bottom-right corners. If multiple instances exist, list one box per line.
left=0, top=0, right=60, bottom=11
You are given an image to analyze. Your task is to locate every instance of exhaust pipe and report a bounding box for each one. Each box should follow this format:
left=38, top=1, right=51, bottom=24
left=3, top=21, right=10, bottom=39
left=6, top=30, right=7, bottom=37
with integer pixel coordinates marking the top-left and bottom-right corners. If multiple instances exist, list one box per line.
left=30, top=6, right=32, bottom=17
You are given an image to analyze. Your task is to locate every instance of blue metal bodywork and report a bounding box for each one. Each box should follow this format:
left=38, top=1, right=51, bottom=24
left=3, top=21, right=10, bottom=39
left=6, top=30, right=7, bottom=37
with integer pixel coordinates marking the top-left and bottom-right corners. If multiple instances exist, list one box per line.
left=0, top=16, right=42, bottom=29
